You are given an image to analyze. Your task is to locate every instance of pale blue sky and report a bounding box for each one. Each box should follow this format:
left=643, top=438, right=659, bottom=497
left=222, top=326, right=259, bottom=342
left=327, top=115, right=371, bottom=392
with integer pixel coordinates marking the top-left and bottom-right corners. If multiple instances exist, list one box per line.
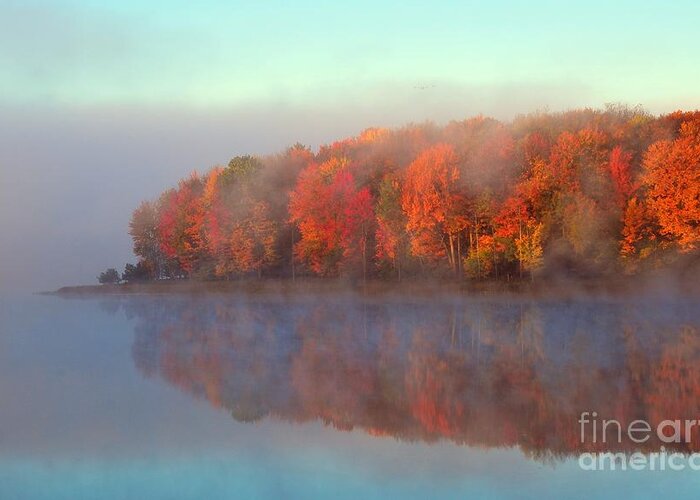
left=1, top=0, right=699, bottom=291
left=2, top=0, right=699, bottom=109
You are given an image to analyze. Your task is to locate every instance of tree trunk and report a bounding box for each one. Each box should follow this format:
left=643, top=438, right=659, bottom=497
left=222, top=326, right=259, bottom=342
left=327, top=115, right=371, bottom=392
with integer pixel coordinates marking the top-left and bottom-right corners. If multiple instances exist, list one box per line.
left=492, top=226, right=498, bottom=279
left=527, top=225, right=534, bottom=283
left=291, top=226, right=296, bottom=282
left=518, top=218, right=523, bottom=280
left=449, top=234, right=456, bottom=275
left=476, top=224, right=480, bottom=278
left=457, top=231, right=462, bottom=278
left=362, top=235, right=367, bottom=287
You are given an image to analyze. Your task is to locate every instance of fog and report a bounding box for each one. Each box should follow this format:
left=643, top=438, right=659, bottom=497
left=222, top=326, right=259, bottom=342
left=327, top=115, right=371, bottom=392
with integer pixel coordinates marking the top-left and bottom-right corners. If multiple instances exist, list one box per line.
left=0, top=83, right=617, bottom=293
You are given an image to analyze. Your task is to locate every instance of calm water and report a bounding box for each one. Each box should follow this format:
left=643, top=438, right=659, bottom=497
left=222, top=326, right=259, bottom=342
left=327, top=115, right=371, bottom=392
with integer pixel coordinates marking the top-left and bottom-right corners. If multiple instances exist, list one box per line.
left=2, top=292, right=700, bottom=499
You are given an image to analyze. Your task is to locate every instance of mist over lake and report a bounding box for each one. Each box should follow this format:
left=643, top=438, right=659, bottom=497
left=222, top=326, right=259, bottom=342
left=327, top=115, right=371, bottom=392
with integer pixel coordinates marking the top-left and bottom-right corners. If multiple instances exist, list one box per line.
left=3, top=291, right=700, bottom=498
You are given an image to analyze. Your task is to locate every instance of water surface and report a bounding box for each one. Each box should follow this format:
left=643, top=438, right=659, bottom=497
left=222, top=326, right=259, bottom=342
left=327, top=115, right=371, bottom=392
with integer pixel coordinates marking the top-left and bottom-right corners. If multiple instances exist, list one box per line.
left=2, top=292, right=700, bottom=499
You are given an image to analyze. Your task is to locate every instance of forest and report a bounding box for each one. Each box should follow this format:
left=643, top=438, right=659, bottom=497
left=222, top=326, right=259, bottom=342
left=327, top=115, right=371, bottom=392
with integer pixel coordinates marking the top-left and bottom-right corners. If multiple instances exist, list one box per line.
left=121, top=105, right=700, bottom=284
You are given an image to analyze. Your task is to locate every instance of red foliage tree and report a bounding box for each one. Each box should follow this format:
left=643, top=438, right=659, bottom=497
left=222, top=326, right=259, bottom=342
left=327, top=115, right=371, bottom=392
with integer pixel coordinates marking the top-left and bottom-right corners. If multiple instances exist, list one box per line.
left=608, top=145, right=634, bottom=209
left=289, top=157, right=374, bottom=277
left=156, top=173, right=207, bottom=276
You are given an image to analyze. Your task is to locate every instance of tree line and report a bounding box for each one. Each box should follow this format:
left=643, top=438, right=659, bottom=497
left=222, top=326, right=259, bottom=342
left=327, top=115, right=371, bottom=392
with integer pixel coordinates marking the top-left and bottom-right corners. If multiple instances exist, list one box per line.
left=116, top=105, right=700, bottom=284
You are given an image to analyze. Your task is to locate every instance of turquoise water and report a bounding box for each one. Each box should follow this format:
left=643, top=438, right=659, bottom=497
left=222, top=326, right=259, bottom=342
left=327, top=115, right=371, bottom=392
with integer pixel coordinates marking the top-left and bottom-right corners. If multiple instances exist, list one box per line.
left=2, top=293, right=700, bottom=499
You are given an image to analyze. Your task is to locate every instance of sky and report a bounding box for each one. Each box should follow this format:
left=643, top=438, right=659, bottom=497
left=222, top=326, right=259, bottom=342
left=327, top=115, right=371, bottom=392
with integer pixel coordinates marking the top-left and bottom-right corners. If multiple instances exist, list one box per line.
left=1, top=0, right=699, bottom=292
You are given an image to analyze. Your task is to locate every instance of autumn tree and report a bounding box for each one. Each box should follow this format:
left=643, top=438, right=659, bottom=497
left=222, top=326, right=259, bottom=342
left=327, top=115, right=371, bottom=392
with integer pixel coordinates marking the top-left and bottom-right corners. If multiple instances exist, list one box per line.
left=516, top=220, right=545, bottom=278
left=342, top=177, right=374, bottom=282
left=289, top=157, right=373, bottom=278
left=157, top=173, right=208, bottom=276
left=229, top=201, right=278, bottom=277
left=494, top=195, right=544, bottom=279
left=620, top=196, right=661, bottom=271
left=222, top=155, right=262, bottom=182
left=262, top=144, right=315, bottom=279
left=642, top=119, right=700, bottom=251
left=202, top=167, right=232, bottom=276
left=547, top=129, right=619, bottom=272
left=129, top=200, right=162, bottom=278
left=203, top=156, right=281, bottom=278
left=375, top=174, right=409, bottom=279
left=463, top=192, right=499, bottom=279
left=402, top=143, right=468, bottom=274
left=608, top=145, right=634, bottom=208
left=155, top=189, right=184, bottom=277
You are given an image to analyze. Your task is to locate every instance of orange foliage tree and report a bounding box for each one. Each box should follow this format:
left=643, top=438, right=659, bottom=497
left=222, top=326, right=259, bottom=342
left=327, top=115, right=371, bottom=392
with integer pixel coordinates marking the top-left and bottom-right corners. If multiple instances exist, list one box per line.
left=642, top=120, right=700, bottom=251
left=401, top=143, right=468, bottom=274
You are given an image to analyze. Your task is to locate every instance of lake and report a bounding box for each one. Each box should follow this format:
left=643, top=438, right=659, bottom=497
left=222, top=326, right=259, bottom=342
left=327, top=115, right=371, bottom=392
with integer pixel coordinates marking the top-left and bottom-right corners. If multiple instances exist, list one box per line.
left=2, top=291, right=700, bottom=499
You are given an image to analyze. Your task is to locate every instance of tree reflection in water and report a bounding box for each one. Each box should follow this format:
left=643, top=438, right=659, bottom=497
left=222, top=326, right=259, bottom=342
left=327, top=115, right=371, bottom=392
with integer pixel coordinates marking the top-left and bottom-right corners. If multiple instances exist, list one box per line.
left=108, top=294, right=700, bottom=462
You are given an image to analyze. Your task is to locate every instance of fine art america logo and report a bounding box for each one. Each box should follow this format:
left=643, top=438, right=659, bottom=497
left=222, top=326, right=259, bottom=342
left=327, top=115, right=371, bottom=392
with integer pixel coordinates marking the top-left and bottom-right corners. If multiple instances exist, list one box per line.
left=578, top=412, right=700, bottom=471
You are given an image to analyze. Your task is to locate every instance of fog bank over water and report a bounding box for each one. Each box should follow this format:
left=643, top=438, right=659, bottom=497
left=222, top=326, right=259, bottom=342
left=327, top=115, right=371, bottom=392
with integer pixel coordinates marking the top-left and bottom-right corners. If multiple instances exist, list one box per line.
left=0, top=83, right=618, bottom=293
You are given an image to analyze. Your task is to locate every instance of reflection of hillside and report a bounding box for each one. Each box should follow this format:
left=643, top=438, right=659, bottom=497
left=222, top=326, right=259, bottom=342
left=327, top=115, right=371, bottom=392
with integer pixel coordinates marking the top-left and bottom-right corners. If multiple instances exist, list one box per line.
left=115, top=296, right=700, bottom=460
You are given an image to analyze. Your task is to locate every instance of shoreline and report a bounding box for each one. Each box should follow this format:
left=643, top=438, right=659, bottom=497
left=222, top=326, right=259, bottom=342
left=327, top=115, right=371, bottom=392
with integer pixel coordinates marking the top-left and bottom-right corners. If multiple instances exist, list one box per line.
left=44, top=275, right=700, bottom=300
